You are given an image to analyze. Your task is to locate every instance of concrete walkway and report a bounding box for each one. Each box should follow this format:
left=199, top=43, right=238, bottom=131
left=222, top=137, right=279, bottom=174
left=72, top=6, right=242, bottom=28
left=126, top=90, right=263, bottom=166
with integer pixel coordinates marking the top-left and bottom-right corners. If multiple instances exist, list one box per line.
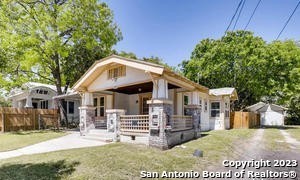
left=0, top=131, right=109, bottom=160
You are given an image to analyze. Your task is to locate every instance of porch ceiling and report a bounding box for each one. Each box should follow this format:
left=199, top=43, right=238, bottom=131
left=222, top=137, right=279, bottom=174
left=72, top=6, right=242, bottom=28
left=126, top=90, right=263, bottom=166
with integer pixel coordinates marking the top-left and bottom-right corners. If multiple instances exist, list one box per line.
left=107, top=81, right=180, bottom=94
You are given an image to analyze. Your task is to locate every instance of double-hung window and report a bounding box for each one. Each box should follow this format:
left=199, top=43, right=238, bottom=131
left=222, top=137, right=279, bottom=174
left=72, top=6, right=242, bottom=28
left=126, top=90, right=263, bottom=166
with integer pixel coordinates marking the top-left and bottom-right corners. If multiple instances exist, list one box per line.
left=210, top=102, right=220, bottom=117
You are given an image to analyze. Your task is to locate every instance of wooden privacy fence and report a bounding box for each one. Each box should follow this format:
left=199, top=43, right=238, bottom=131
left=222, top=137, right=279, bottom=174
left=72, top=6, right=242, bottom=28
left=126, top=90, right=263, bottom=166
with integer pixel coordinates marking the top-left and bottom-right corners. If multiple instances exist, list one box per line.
left=0, top=107, right=59, bottom=132
left=230, top=111, right=260, bottom=129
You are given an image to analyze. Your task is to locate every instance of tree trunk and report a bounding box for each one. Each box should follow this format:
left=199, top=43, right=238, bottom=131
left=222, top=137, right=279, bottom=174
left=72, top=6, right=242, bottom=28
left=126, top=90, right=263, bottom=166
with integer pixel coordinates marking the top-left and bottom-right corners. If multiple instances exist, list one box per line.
left=52, top=54, right=69, bottom=128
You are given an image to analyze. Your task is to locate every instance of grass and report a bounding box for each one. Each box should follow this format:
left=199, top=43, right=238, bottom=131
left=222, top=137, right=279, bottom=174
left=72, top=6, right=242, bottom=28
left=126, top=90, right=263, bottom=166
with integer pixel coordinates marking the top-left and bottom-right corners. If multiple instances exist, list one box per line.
left=0, top=129, right=255, bottom=180
left=285, top=126, right=300, bottom=141
left=0, top=130, right=67, bottom=152
left=262, top=128, right=290, bottom=151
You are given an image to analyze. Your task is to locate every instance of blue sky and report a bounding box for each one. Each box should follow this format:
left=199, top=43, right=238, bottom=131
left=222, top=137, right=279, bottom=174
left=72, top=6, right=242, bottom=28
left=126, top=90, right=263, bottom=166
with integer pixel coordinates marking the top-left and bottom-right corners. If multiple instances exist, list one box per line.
left=103, top=0, right=300, bottom=66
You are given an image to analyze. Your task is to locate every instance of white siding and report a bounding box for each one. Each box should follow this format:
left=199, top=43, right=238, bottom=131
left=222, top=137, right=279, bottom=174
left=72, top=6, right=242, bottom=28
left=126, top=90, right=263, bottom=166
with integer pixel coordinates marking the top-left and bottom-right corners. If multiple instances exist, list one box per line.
left=88, top=66, right=151, bottom=92
left=260, top=106, right=284, bottom=126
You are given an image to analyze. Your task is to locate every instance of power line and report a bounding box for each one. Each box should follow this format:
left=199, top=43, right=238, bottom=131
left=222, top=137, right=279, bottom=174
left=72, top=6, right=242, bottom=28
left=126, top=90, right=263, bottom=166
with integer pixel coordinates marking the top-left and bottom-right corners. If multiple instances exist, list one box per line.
left=244, top=0, right=261, bottom=30
left=233, top=0, right=246, bottom=30
left=276, top=0, right=300, bottom=40
left=225, top=0, right=244, bottom=33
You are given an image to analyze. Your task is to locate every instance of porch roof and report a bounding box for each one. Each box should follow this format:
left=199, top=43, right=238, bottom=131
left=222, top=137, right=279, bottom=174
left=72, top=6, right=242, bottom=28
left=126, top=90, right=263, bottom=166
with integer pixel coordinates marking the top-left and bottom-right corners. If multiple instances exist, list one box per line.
left=209, top=87, right=238, bottom=100
left=72, top=55, right=209, bottom=93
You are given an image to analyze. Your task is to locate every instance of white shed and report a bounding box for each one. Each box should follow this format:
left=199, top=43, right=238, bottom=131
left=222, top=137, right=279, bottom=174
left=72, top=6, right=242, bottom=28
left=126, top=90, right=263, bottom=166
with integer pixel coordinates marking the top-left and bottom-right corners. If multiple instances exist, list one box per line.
left=245, top=102, right=286, bottom=126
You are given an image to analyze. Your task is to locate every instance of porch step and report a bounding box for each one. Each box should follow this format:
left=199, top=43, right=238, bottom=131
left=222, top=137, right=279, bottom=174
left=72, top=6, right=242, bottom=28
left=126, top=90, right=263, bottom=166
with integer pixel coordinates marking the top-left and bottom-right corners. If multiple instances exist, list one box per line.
left=82, top=129, right=114, bottom=142
left=82, top=134, right=113, bottom=143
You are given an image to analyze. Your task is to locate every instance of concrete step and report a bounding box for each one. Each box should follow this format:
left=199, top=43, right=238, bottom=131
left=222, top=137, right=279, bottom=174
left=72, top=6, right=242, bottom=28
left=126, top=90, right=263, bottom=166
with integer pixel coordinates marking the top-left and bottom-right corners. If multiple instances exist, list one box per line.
left=82, top=134, right=113, bottom=143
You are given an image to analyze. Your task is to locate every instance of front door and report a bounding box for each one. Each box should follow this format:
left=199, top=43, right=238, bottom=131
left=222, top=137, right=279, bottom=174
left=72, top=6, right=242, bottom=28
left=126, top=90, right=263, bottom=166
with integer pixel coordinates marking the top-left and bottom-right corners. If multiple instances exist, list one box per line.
left=140, top=94, right=152, bottom=115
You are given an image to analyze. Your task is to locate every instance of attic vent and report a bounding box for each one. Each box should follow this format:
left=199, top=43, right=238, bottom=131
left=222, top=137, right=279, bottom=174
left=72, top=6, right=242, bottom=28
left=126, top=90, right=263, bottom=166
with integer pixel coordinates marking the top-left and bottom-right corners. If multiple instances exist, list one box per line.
left=108, top=65, right=126, bottom=79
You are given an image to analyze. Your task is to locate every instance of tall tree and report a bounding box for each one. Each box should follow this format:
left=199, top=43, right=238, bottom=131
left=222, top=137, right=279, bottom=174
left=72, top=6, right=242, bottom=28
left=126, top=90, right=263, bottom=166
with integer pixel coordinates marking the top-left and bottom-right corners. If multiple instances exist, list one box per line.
left=0, top=0, right=122, bottom=94
left=181, top=30, right=300, bottom=111
left=181, top=31, right=268, bottom=109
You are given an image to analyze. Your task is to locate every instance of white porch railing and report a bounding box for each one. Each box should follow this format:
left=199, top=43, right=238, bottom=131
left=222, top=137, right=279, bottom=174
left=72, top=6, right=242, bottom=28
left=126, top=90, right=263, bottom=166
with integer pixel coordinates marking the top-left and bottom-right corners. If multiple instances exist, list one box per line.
left=171, top=115, right=193, bottom=131
left=120, top=115, right=149, bottom=135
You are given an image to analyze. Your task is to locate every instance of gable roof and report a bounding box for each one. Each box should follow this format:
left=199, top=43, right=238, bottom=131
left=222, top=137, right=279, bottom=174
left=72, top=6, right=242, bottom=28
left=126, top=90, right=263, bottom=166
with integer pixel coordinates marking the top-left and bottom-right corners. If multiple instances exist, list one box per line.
left=9, top=82, right=71, bottom=98
left=72, top=55, right=209, bottom=93
left=245, top=102, right=287, bottom=112
left=209, top=87, right=238, bottom=100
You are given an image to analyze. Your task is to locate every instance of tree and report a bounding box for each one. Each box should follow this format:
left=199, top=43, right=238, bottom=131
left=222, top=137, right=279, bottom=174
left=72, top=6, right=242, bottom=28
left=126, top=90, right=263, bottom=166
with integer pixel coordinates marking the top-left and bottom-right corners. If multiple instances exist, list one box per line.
left=181, top=31, right=268, bottom=109
left=180, top=30, right=300, bottom=111
left=0, top=0, right=122, bottom=94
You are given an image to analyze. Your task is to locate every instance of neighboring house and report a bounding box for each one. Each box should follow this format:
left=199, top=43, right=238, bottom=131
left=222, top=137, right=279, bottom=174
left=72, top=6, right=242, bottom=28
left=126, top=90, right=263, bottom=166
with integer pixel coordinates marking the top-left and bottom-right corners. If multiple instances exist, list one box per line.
left=8, top=82, right=80, bottom=123
left=69, top=55, right=238, bottom=132
left=245, top=102, right=287, bottom=126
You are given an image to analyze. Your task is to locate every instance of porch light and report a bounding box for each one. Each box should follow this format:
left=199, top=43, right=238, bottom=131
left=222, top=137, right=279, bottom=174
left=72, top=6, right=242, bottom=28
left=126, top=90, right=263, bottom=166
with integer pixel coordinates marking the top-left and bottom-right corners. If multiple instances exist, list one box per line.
left=138, top=88, right=142, bottom=92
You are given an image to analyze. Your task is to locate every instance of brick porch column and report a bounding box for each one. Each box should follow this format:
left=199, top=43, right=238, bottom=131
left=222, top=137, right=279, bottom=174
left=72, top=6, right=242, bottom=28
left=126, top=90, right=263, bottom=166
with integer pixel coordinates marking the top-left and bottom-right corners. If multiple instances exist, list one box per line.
left=148, top=99, right=173, bottom=150
left=79, top=92, right=95, bottom=135
left=185, top=91, right=201, bottom=138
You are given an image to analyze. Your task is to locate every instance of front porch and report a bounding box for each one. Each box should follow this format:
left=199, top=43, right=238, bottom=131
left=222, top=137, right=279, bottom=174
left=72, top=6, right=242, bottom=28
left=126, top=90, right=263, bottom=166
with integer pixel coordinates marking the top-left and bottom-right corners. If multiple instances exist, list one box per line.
left=72, top=55, right=209, bottom=149
left=79, top=78, right=201, bottom=149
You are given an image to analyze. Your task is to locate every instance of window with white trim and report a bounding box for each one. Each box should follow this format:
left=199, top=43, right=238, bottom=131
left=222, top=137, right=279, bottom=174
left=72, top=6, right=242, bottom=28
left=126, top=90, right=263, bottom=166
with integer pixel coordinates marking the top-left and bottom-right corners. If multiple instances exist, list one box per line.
left=204, top=99, right=208, bottom=112
left=199, top=98, right=202, bottom=111
left=210, top=102, right=220, bottom=117
left=94, top=96, right=105, bottom=117
left=183, top=95, right=189, bottom=115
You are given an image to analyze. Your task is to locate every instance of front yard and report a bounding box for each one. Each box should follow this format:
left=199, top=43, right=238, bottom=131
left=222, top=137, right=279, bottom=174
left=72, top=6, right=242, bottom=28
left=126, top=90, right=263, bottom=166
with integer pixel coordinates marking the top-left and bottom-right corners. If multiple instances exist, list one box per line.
left=0, top=129, right=255, bottom=180
left=286, top=125, right=300, bottom=141
left=0, top=130, right=67, bottom=152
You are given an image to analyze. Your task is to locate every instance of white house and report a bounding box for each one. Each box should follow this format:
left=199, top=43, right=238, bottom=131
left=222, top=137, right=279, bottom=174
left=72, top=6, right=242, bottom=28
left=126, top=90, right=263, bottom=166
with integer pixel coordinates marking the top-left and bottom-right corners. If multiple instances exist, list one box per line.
left=8, top=82, right=80, bottom=123
left=245, top=102, right=287, bottom=126
left=70, top=55, right=238, bottom=133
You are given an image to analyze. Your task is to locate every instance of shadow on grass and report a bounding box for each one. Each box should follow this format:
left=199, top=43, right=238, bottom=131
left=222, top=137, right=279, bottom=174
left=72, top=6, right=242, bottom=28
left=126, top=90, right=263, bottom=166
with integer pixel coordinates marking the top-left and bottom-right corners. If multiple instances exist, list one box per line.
left=10, top=130, right=63, bottom=135
left=261, top=125, right=299, bottom=130
left=0, top=160, right=79, bottom=180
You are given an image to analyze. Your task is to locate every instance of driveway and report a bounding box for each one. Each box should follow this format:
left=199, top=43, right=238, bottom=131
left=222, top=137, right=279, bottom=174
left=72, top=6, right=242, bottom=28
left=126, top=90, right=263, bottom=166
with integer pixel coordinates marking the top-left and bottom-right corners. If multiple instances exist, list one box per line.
left=0, top=131, right=109, bottom=160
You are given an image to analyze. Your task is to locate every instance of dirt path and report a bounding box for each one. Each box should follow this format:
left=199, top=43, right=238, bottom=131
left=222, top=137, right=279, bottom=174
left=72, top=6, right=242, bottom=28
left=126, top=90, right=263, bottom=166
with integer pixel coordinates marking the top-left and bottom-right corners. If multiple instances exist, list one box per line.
left=280, top=129, right=300, bottom=150
left=207, top=129, right=300, bottom=180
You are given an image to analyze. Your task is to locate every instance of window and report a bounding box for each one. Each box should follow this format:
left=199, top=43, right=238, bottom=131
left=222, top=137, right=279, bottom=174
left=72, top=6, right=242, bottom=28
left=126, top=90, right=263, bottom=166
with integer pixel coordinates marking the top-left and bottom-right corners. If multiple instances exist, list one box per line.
left=183, top=95, right=189, bottom=115
left=204, top=100, right=208, bottom=112
left=94, top=98, right=98, bottom=116
left=199, top=98, right=202, bottom=111
left=225, top=102, right=230, bottom=118
left=40, top=100, right=48, bottom=109
left=94, top=97, right=105, bottom=117
left=184, top=95, right=189, bottom=105
left=68, top=101, right=74, bottom=114
left=141, top=96, right=151, bottom=115
left=36, top=89, right=48, bottom=95
left=108, top=66, right=126, bottom=79
left=99, top=97, right=105, bottom=117
left=210, top=102, right=220, bottom=117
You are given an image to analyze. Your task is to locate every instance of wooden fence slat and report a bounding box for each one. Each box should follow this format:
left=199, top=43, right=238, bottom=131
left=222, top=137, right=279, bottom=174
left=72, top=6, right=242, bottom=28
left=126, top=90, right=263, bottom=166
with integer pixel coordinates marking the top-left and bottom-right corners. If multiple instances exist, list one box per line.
left=0, top=107, right=59, bottom=132
left=230, top=111, right=260, bottom=129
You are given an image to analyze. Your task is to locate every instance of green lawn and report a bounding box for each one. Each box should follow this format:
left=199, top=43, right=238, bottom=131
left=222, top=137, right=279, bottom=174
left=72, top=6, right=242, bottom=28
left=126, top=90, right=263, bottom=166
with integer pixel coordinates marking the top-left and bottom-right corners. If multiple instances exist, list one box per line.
left=0, top=130, right=67, bottom=152
left=262, top=128, right=290, bottom=151
left=286, top=126, right=300, bottom=141
left=0, top=129, right=255, bottom=180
